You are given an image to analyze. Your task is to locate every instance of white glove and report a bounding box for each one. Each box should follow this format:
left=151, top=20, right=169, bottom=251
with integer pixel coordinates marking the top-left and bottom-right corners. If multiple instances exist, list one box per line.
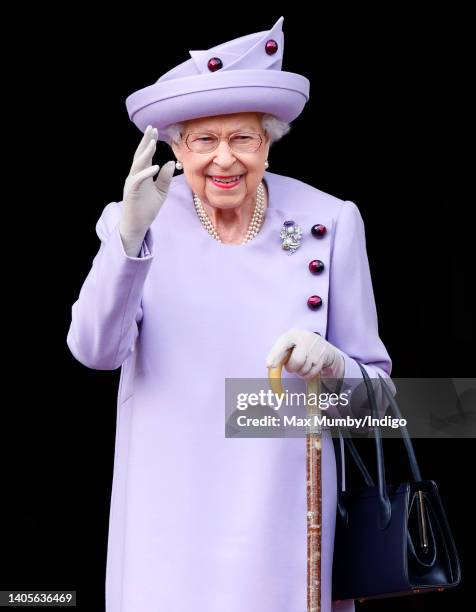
left=266, top=328, right=345, bottom=382
left=119, top=125, right=176, bottom=257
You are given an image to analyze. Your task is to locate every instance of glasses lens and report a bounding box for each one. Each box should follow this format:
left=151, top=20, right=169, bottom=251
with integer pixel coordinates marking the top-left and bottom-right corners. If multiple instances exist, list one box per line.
left=229, top=133, right=262, bottom=152
left=186, top=133, right=218, bottom=153
left=186, top=132, right=262, bottom=153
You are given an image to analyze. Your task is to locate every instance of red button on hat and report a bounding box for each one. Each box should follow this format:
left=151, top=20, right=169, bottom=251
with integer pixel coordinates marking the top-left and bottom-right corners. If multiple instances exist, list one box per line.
left=309, top=259, right=324, bottom=274
left=207, top=57, right=223, bottom=72
left=265, top=39, right=278, bottom=55
left=307, top=295, right=323, bottom=310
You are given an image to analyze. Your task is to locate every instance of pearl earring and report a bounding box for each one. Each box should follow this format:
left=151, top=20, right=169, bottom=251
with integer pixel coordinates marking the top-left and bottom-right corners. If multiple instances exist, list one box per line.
left=265, top=160, right=269, bottom=169
left=175, top=160, right=183, bottom=170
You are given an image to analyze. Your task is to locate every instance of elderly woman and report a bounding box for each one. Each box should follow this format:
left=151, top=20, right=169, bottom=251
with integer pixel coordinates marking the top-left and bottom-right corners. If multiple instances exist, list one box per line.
left=67, top=17, right=393, bottom=612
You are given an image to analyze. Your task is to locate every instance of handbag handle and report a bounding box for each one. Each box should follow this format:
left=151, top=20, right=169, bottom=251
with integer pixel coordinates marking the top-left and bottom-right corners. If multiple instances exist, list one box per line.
left=377, top=372, right=422, bottom=483
left=336, top=364, right=424, bottom=529
left=338, top=434, right=375, bottom=487
left=359, top=363, right=392, bottom=529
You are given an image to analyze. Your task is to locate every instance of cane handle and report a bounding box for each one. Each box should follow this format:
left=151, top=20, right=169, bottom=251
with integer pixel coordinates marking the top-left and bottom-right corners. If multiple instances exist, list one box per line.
left=268, top=349, right=321, bottom=396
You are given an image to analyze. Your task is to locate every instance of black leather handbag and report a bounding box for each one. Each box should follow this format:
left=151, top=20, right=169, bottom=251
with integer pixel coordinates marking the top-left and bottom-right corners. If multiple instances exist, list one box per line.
left=331, top=363, right=462, bottom=603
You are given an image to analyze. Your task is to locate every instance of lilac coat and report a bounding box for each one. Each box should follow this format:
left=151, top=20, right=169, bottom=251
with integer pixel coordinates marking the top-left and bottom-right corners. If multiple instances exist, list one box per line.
left=67, top=170, right=393, bottom=612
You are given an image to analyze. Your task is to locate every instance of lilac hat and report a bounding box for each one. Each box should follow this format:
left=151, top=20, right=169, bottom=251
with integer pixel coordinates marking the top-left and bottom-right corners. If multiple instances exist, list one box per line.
left=125, top=16, right=310, bottom=144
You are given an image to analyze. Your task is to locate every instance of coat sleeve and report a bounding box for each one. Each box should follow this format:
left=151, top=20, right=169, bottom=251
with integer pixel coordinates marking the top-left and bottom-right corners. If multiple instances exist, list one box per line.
left=326, top=199, right=396, bottom=420
left=66, top=201, right=154, bottom=370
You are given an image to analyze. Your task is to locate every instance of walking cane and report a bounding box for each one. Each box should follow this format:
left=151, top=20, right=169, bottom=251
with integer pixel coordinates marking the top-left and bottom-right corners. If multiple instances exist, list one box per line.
left=268, top=351, right=323, bottom=612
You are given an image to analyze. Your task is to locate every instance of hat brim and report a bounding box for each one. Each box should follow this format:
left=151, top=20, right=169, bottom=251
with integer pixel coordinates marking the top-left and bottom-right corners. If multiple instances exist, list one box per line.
left=125, top=70, right=310, bottom=143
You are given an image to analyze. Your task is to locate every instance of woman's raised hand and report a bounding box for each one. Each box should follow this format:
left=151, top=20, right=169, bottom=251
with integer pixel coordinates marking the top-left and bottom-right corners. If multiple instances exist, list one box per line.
left=119, top=125, right=176, bottom=256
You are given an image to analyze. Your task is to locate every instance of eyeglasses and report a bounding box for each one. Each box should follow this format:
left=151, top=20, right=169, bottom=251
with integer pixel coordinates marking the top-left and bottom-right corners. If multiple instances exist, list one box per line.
left=183, top=131, right=263, bottom=154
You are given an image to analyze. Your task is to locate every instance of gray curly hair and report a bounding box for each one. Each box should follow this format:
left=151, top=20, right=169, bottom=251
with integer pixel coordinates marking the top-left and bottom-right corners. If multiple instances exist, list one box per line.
left=161, top=113, right=291, bottom=147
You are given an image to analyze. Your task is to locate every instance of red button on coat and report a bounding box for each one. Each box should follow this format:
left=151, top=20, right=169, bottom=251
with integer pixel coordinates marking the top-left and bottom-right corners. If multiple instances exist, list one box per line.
left=309, top=259, right=324, bottom=274
left=307, top=295, right=323, bottom=310
left=311, top=224, right=327, bottom=237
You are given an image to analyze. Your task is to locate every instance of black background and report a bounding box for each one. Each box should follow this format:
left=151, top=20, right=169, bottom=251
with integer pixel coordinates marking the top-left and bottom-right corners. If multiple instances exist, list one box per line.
left=2, top=5, right=474, bottom=611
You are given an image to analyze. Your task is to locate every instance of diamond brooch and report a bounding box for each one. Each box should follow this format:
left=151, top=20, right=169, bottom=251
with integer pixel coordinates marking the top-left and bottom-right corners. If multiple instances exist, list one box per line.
left=280, top=220, right=302, bottom=254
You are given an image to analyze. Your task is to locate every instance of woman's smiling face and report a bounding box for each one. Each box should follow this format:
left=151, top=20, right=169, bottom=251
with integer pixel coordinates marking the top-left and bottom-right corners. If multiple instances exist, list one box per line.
left=171, top=112, right=270, bottom=211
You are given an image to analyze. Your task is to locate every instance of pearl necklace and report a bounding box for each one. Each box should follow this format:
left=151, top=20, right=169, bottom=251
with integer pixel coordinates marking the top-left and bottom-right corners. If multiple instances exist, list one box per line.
left=193, top=182, right=266, bottom=245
